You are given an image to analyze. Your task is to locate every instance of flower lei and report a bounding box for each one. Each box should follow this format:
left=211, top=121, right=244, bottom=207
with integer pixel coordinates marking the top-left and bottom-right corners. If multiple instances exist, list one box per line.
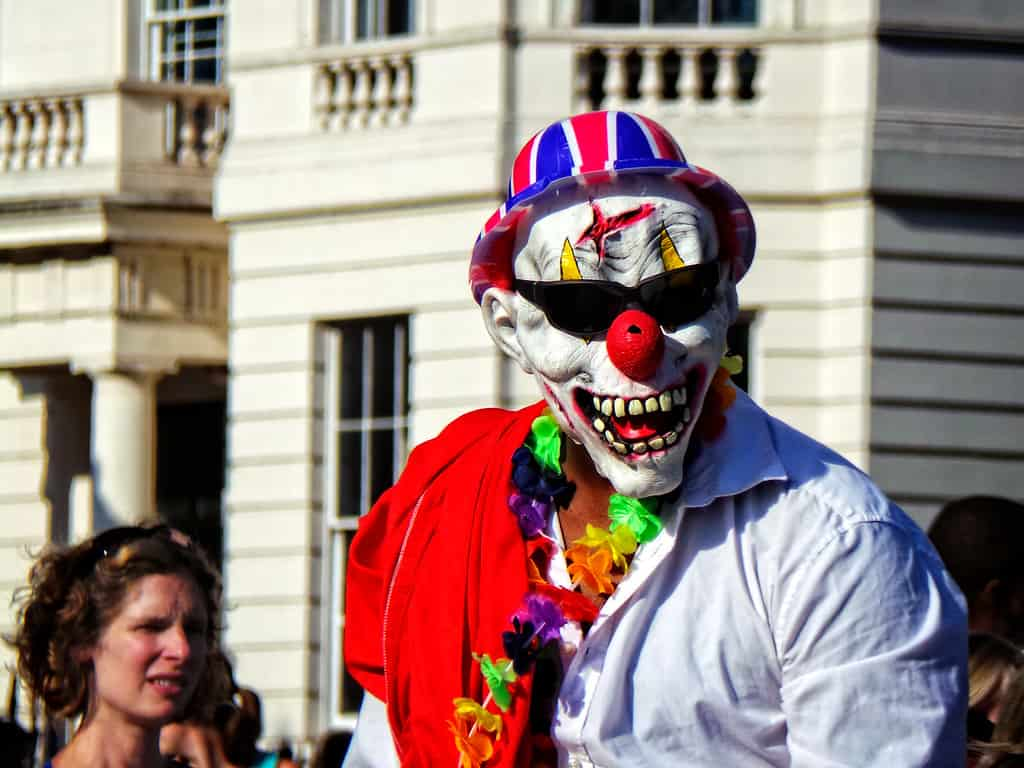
left=447, top=354, right=743, bottom=767
left=447, top=415, right=662, bottom=767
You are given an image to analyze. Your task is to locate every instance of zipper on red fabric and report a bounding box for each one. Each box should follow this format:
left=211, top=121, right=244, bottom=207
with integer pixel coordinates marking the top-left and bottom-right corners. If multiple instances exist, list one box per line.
left=381, top=491, right=426, bottom=760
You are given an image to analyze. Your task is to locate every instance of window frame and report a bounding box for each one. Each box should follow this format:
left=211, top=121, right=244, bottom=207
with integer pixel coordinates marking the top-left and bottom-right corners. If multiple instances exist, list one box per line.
left=319, top=317, right=410, bottom=732
left=579, top=0, right=757, bottom=26
left=145, top=0, right=227, bottom=84
left=318, top=0, right=416, bottom=45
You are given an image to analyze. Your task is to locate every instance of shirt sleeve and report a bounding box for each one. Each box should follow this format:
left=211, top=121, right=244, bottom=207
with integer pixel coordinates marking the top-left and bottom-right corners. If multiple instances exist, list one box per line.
left=776, top=519, right=967, bottom=768
left=342, top=692, right=401, bottom=768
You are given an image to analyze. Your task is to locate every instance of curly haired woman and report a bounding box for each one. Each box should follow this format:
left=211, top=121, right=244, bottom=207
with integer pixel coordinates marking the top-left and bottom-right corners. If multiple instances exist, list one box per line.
left=9, top=525, right=231, bottom=768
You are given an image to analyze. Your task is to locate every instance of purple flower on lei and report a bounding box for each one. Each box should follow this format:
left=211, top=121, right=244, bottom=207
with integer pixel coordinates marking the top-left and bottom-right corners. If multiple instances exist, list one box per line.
left=514, top=593, right=566, bottom=645
left=509, top=492, right=549, bottom=538
left=511, top=446, right=576, bottom=508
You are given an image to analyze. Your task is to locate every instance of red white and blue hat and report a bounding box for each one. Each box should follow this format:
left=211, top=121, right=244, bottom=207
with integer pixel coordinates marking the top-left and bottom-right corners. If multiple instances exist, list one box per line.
left=470, top=110, right=755, bottom=303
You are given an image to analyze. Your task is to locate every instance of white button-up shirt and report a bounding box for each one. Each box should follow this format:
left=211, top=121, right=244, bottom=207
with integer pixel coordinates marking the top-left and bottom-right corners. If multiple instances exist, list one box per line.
left=345, top=392, right=967, bottom=768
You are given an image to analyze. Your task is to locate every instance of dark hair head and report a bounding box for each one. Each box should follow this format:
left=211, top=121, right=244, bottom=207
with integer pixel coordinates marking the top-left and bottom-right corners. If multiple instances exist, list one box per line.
left=929, top=496, right=1024, bottom=598
left=215, top=686, right=263, bottom=765
left=9, top=525, right=231, bottom=721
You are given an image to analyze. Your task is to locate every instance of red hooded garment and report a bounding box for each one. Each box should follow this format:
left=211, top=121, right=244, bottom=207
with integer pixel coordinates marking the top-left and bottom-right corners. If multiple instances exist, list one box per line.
left=345, top=402, right=547, bottom=767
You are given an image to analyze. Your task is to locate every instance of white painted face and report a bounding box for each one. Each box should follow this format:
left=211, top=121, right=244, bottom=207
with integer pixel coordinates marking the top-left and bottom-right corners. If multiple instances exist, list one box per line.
left=481, top=176, right=738, bottom=498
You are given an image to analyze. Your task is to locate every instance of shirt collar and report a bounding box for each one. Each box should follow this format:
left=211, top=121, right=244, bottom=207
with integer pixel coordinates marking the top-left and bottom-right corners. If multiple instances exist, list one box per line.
left=677, top=388, right=788, bottom=510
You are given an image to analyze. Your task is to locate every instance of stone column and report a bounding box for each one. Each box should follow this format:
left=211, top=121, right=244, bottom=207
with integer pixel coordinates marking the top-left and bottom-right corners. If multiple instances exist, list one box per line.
left=88, top=368, right=164, bottom=529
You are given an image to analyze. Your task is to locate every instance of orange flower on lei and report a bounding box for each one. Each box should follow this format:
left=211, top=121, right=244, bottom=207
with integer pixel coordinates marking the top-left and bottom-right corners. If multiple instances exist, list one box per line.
left=448, top=716, right=495, bottom=768
left=565, top=543, right=615, bottom=594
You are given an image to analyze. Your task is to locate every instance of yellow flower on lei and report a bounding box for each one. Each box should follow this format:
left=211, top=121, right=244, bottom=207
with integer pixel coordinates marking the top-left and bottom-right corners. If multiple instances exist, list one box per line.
left=572, top=523, right=637, bottom=571
left=453, top=697, right=503, bottom=739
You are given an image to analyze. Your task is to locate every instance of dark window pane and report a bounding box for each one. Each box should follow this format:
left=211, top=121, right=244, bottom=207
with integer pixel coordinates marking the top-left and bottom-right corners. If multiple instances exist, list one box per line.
left=726, top=314, right=752, bottom=393
left=193, top=57, right=218, bottom=82
left=712, top=0, right=757, bottom=23
left=369, top=428, right=395, bottom=504
left=340, top=328, right=365, bottom=420
left=371, top=323, right=396, bottom=418
left=340, top=529, right=366, bottom=714
left=387, top=0, right=411, bottom=34
left=581, top=0, right=640, bottom=24
left=338, top=430, right=363, bottom=517
left=654, top=0, right=698, bottom=23
left=171, top=21, right=188, bottom=54
left=194, top=17, right=221, bottom=47
left=357, top=0, right=373, bottom=38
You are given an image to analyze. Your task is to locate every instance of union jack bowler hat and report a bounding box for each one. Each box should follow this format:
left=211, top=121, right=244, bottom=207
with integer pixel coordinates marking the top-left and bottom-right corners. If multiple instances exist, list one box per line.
left=469, top=110, right=755, bottom=303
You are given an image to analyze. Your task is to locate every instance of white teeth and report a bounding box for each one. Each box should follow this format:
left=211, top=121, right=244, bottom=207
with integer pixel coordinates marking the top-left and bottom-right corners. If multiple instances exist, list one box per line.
left=628, top=399, right=644, bottom=416
left=644, top=397, right=659, bottom=413
left=673, top=388, right=686, bottom=405
left=600, top=399, right=613, bottom=417
left=648, top=436, right=665, bottom=451
left=665, top=430, right=678, bottom=445
left=659, top=392, right=673, bottom=411
left=604, top=429, right=615, bottom=443
left=614, top=398, right=626, bottom=417
left=632, top=442, right=648, bottom=454
left=613, top=442, right=628, bottom=454
left=684, top=407, right=691, bottom=423
left=593, top=396, right=601, bottom=411
left=593, top=417, right=606, bottom=432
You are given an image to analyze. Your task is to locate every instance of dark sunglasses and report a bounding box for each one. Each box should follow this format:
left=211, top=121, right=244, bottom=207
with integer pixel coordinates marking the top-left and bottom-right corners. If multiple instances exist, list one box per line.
left=73, top=524, right=176, bottom=578
left=513, top=262, right=720, bottom=338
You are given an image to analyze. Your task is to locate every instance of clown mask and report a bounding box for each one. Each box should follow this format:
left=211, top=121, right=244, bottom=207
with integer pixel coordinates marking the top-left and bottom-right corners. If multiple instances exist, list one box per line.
left=481, top=176, right=739, bottom=499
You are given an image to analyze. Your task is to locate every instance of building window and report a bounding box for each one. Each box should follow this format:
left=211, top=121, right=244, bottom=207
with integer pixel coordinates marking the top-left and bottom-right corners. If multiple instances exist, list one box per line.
left=727, top=311, right=755, bottom=394
left=319, top=0, right=414, bottom=44
left=580, top=0, right=756, bottom=25
left=147, top=0, right=227, bottom=83
left=321, top=316, right=410, bottom=729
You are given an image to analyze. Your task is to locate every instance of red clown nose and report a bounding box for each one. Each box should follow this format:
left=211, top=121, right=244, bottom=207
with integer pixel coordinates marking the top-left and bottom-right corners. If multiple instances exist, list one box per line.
left=606, top=309, right=664, bottom=381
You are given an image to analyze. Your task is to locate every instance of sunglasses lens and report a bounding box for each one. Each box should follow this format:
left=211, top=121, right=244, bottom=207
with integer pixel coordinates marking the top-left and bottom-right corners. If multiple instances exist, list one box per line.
left=540, top=283, right=622, bottom=335
left=644, top=264, right=718, bottom=328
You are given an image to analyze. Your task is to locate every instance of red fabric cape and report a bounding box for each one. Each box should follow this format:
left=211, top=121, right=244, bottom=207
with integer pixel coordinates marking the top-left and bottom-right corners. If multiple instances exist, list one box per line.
left=345, top=402, right=547, bottom=767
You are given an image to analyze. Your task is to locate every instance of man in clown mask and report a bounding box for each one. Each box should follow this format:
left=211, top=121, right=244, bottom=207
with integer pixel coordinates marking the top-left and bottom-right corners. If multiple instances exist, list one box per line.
left=343, top=112, right=966, bottom=768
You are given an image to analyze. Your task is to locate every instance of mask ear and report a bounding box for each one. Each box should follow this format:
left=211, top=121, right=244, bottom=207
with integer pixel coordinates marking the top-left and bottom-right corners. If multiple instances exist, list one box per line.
left=720, top=264, right=740, bottom=327
left=480, top=286, right=534, bottom=374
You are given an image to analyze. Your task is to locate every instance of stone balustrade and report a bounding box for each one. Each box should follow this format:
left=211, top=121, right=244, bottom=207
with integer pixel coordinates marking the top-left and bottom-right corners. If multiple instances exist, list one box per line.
left=0, top=97, right=84, bottom=171
left=314, top=48, right=415, bottom=131
left=145, top=83, right=230, bottom=168
left=0, top=80, right=229, bottom=176
left=570, top=37, right=762, bottom=112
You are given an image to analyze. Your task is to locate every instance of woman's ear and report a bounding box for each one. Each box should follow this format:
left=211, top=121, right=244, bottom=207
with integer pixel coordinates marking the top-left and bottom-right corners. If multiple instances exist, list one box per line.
left=480, top=286, right=534, bottom=374
left=72, top=643, right=94, bottom=664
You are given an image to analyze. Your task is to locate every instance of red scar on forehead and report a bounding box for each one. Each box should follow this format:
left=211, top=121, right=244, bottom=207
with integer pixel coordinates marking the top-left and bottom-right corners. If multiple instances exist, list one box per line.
left=575, top=200, right=656, bottom=262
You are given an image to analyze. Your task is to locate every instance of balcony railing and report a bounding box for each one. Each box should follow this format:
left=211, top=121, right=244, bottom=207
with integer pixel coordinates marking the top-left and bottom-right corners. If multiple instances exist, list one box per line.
left=0, top=80, right=229, bottom=207
left=0, top=97, right=84, bottom=171
left=313, top=41, right=415, bottom=131
left=575, top=43, right=760, bottom=111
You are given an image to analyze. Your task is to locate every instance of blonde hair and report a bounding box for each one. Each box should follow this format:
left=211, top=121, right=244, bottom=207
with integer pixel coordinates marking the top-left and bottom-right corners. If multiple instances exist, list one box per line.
left=970, top=633, right=1024, bottom=713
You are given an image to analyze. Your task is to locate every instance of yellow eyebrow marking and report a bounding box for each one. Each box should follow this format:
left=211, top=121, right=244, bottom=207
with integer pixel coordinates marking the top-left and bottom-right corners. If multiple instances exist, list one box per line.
left=560, top=238, right=583, bottom=281
left=659, top=227, right=685, bottom=271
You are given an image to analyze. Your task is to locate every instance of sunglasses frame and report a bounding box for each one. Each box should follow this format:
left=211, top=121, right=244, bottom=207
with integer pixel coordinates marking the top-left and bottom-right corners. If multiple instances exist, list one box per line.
left=513, top=261, right=720, bottom=338
left=73, top=524, right=177, bottom=579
